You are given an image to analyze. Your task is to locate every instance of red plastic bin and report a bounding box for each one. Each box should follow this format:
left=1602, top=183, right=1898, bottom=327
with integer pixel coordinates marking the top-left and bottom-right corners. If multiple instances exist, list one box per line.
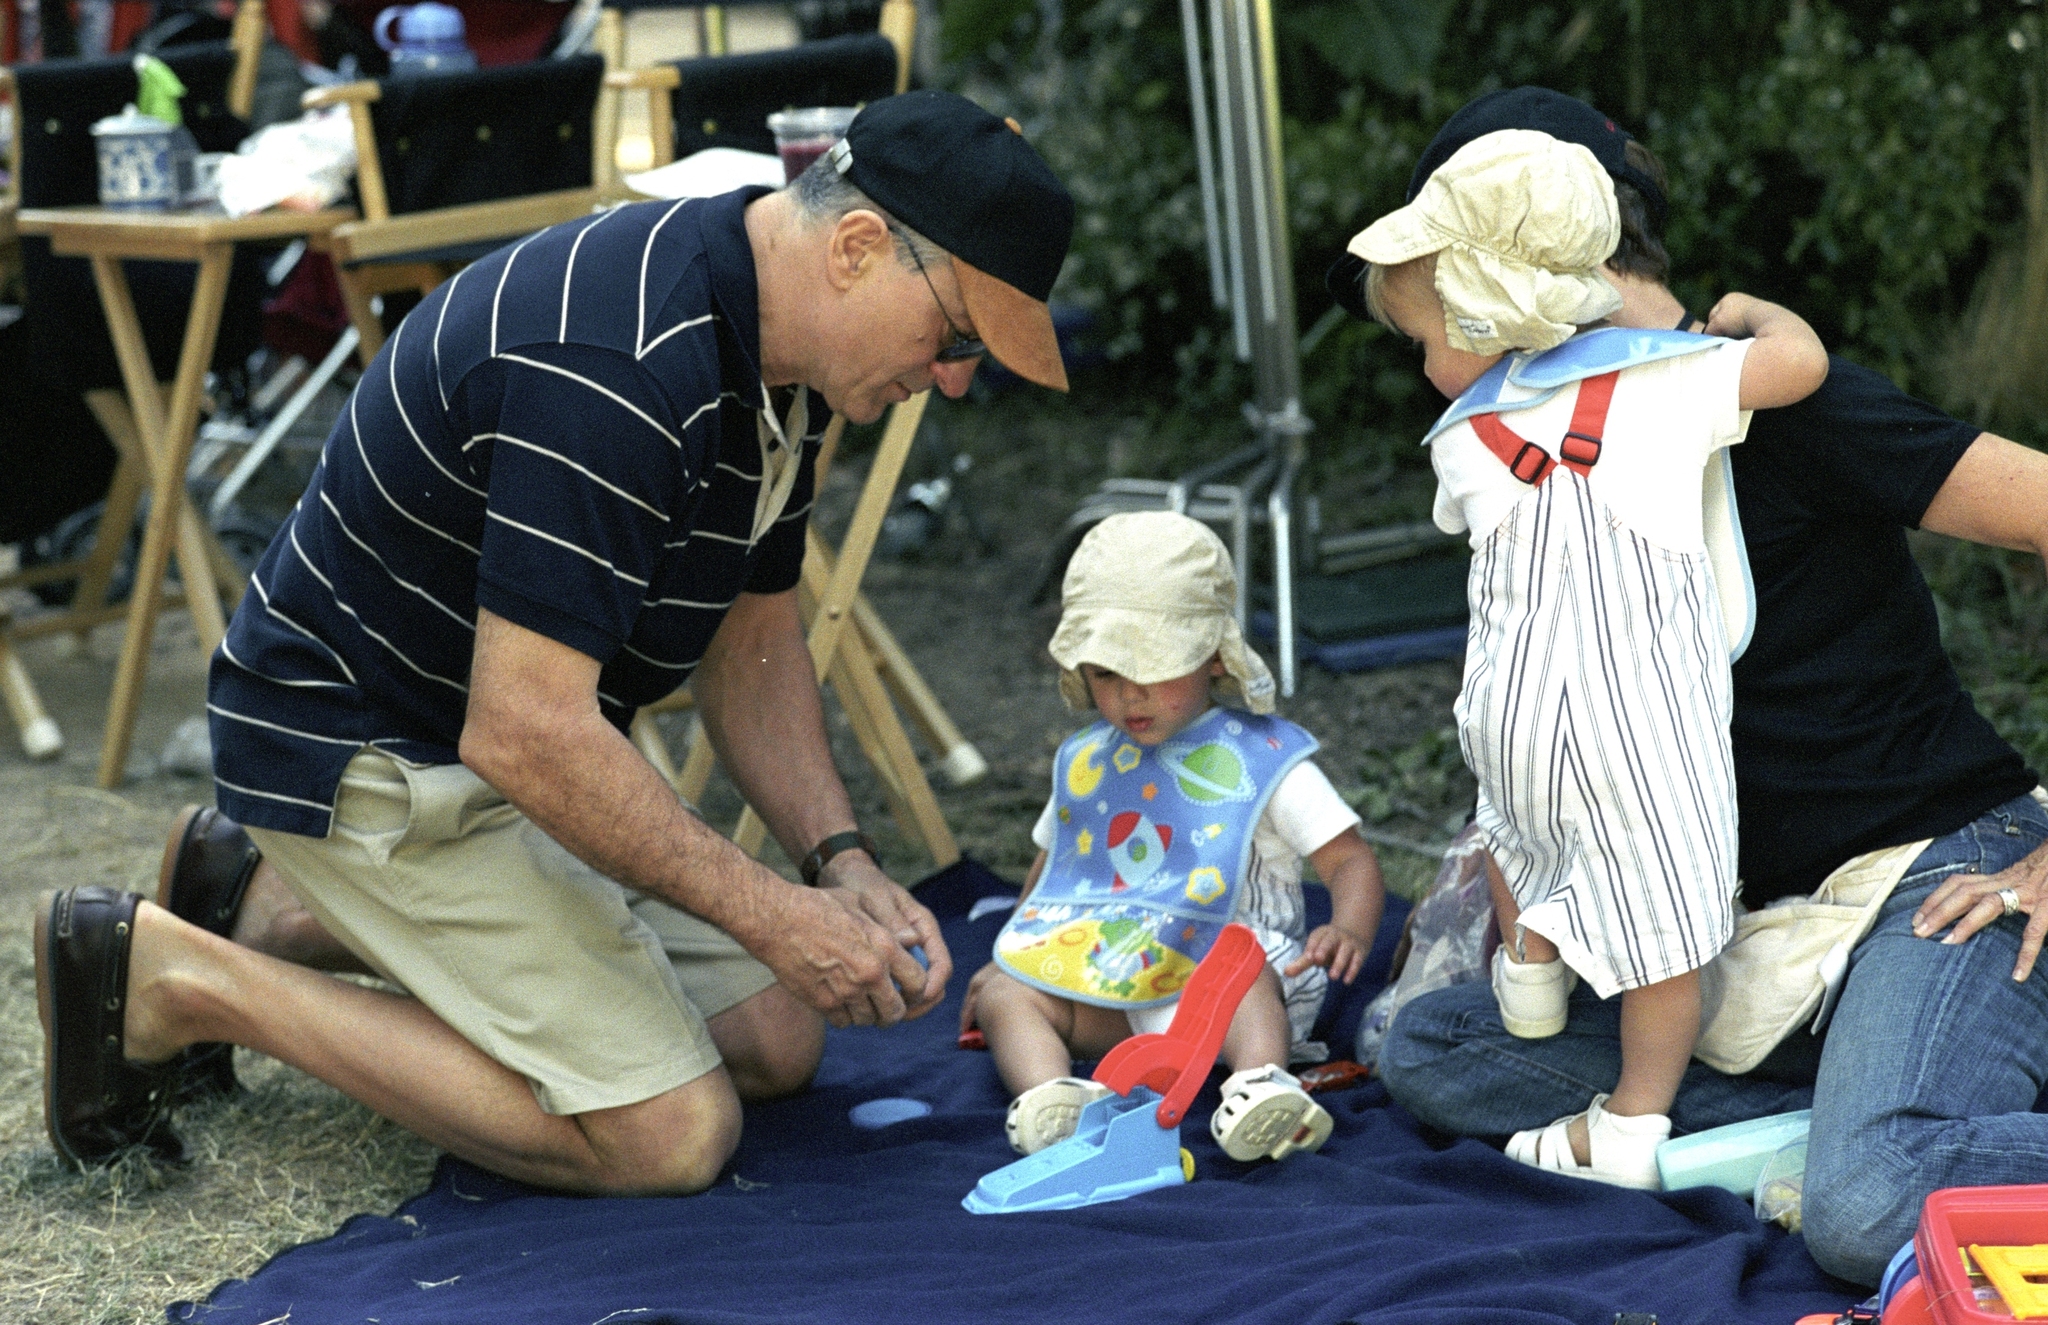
left=1915, top=1184, right=2048, bottom=1323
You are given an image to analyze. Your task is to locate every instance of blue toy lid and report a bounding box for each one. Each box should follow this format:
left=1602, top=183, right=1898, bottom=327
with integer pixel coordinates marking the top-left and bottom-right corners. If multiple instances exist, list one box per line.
left=848, top=1097, right=933, bottom=1129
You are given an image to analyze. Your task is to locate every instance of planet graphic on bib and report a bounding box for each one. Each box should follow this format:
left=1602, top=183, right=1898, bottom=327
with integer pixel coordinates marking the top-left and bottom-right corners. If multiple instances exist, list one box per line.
left=1159, top=740, right=1254, bottom=804
left=1105, top=811, right=1172, bottom=891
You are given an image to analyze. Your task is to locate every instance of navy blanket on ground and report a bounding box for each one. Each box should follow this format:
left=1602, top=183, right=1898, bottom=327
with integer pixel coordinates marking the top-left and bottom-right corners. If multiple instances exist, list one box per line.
left=170, top=860, right=1856, bottom=1325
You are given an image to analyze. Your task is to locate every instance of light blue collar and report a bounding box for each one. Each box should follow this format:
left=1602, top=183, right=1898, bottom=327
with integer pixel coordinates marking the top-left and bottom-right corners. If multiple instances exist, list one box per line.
left=1421, top=328, right=1724, bottom=445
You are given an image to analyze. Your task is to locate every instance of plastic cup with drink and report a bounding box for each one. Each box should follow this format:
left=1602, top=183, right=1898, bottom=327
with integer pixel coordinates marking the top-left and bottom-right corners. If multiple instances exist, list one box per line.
left=767, top=107, right=860, bottom=183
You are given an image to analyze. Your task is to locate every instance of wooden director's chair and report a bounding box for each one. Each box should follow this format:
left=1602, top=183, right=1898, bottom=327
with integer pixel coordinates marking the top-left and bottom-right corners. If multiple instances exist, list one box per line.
left=0, top=1, right=268, bottom=759
left=607, top=0, right=989, bottom=873
left=308, top=50, right=613, bottom=367
left=0, top=608, right=64, bottom=759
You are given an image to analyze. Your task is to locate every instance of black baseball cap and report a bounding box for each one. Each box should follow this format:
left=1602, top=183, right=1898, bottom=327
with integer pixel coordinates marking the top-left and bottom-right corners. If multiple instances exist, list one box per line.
left=1406, top=87, right=1665, bottom=226
left=1327, top=85, right=1666, bottom=320
left=831, top=90, right=1077, bottom=390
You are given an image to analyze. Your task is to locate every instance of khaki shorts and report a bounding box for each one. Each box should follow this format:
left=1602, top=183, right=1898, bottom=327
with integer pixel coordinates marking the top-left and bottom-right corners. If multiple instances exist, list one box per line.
left=247, top=748, right=779, bottom=1116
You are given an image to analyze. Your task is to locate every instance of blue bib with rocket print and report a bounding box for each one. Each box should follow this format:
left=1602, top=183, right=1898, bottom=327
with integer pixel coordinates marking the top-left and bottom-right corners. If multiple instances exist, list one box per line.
left=995, top=707, right=1317, bottom=1009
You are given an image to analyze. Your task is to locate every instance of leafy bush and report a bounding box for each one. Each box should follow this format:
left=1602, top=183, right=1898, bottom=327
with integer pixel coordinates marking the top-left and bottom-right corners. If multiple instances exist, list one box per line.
left=940, top=0, right=2047, bottom=464
left=938, top=0, right=2047, bottom=777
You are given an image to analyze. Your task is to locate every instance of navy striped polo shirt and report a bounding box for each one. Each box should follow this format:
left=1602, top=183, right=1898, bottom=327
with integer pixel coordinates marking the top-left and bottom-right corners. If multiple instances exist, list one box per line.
left=208, top=188, right=821, bottom=837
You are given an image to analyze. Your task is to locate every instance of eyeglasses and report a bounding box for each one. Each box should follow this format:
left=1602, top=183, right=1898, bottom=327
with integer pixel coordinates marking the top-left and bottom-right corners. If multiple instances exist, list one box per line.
left=894, top=227, right=986, bottom=364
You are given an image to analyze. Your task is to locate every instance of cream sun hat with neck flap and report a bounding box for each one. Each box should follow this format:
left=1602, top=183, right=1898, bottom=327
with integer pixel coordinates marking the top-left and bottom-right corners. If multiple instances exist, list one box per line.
left=1346, top=127, right=1623, bottom=354
left=1049, top=511, right=1276, bottom=715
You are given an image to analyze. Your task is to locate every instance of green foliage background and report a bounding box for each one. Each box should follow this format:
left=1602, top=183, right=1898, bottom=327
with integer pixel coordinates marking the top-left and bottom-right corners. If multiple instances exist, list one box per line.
left=942, top=0, right=2042, bottom=440
left=938, top=0, right=2048, bottom=771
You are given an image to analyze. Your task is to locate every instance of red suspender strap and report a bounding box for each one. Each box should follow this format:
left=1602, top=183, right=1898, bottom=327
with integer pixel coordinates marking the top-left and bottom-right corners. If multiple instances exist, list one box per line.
left=1558, top=370, right=1618, bottom=474
left=1470, top=413, right=1554, bottom=484
left=1467, top=371, right=1621, bottom=486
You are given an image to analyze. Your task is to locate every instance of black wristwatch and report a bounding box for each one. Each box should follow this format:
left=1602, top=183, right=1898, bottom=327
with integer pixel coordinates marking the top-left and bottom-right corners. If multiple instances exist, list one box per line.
left=800, top=829, right=879, bottom=886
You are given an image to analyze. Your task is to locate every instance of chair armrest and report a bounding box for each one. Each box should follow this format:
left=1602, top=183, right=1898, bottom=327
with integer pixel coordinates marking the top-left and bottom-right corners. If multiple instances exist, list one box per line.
left=605, top=66, right=680, bottom=91
left=302, top=81, right=382, bottom=111
left=328, top=187, right=602, bottom=265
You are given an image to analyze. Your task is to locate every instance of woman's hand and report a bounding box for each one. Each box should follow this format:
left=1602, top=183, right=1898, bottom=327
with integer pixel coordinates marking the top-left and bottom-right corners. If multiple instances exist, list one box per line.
left=1911, top=842, right=2048, bottom=981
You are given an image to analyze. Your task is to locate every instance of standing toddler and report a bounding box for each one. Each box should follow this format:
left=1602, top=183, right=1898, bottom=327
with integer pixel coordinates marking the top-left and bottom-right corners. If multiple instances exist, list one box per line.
left=1343, top=129, right=1827, bottom=1186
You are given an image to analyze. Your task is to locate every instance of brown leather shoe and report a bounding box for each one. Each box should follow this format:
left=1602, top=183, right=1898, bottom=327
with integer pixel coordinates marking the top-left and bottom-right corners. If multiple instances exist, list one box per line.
left=35, top=887, right=184, bottom=1168
left=157, top=805, right=261, bottom=1100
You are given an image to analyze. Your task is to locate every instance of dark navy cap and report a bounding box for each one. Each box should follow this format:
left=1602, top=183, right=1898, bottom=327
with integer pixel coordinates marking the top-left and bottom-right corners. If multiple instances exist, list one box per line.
left=1407, top=86, right=1666, bottom=229
left=833, top=90, right=1076, bottom=389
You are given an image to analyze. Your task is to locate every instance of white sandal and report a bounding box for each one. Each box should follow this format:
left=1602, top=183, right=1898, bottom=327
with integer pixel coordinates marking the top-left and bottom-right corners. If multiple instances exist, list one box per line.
left=1209, top=1065, right=1333, bottom=1162
left=1490, top=946, right=1576, bottom=1039
left=1005, top=1077, right=1112, bottom=1155
left=1504, top=1093, right=1668, bottom=1189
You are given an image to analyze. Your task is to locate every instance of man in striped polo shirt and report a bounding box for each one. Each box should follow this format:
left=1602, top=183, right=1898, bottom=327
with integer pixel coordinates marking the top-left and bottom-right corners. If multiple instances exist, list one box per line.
left=37, top=92, right=1076, bottom=1193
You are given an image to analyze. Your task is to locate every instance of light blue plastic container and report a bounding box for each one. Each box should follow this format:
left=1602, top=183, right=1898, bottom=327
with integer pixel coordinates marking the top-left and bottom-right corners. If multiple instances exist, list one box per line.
left=1654, top=1109, right=1811, bottom=1195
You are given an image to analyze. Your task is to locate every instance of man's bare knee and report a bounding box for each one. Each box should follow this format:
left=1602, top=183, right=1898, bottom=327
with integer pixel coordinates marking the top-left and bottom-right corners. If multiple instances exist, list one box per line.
left=735, top=1021, right=823, bottom=1100
left=710, top=985, right=825, bottom=1102
left=576, top=1074, right=742, bottom=1196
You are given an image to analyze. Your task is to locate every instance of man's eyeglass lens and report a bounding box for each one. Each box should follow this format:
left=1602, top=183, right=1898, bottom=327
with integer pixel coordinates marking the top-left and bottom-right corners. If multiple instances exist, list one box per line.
left=898, top=229, right=986, bottom=363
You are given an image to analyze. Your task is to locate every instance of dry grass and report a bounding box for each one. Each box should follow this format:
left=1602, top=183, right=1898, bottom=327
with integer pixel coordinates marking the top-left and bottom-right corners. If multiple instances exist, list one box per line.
left=0, top=777, right=435, bottom=1325
left=0, top=1044, right=435, bottom=1324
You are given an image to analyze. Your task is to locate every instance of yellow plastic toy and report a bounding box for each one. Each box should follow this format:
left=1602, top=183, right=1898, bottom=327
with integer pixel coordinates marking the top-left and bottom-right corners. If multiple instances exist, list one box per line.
left=1968, top=1244, right=2048, bottom=1320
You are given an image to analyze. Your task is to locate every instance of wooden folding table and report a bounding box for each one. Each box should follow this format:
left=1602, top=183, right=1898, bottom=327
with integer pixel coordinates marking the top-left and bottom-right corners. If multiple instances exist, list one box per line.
left=14, top=204, right=354, bottom=787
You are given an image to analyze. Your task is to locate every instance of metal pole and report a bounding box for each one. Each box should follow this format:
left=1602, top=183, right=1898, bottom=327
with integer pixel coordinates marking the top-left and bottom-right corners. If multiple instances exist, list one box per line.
left=1208, top=0, right=1307, bottom=694
left=1247, top=0, right=1299, bottom=405
left=1207, top=0, right=1251, bottom=362
left=1177, top=0, right=1228, bottom=311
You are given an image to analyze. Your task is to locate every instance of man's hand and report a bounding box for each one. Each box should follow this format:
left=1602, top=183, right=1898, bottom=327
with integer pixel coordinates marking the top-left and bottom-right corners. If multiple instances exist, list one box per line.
left=817, top=851, right=953, bottom=1017
left=1911, top=841, right=2048, bottom=981
left=1285, top=924, right=1370, bottom=985
left=746, top=881, right=927, bottom=1027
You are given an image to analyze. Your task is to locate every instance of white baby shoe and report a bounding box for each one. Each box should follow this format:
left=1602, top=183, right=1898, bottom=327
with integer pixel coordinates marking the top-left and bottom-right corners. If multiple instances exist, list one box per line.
left=1005, top=1077, right=1113, bottom=1155
left=1491, top=945, right=1576, bottom=1039
left=1504, top=1092, right=1669, bottom=1189
left=1209, top=1065, right=1333, bottom=1162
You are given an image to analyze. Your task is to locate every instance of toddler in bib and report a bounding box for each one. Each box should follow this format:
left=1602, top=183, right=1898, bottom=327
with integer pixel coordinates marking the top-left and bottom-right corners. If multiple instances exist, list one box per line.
left=958, top=512, right=1386, bottom=1163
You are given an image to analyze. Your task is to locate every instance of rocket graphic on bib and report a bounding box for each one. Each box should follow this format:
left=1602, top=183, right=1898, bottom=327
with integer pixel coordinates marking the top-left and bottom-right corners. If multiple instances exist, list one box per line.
left=1104, top=812, right=1171, bottom=892
left=994, top=708, right=1318, bottom=1009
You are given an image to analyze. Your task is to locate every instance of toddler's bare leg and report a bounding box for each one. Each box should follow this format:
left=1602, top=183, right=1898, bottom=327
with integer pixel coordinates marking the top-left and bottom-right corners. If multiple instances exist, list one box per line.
left=1564, top=969, right=1700, bottom=1162
left=1610, top=969, right=1699, bottom=1116
left=1486, top=850, right=1557, bottom=963
left=973, top=970, right=1129, bottom=1098
left=1219, top=966, right=1292, bottom=1074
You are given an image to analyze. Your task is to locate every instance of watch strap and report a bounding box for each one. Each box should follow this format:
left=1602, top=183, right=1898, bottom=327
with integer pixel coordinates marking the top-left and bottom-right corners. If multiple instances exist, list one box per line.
left=800, top=829, right=879, bottom=886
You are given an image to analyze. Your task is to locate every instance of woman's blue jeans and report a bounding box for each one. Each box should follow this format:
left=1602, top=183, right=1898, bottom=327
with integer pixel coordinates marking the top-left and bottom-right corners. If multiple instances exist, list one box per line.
left=1378, top=792, right=2048, bottom=1286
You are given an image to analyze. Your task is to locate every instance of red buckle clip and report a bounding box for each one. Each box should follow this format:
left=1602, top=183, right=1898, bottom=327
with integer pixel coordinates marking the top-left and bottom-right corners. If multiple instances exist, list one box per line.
left=1509, top=442, right=1551, bottom=484
left=1560, top=430, right=1603, bottom=469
